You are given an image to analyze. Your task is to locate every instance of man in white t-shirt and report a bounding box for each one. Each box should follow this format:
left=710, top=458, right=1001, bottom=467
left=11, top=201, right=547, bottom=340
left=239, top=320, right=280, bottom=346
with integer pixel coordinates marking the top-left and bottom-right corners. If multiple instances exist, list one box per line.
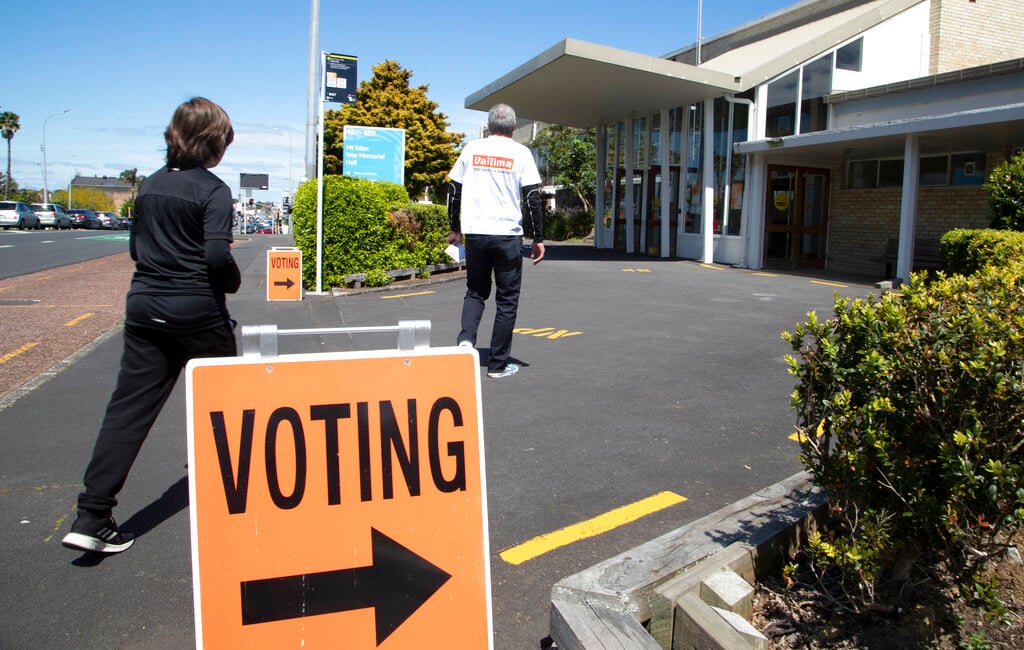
left=447, top=103, right=544, bottom=378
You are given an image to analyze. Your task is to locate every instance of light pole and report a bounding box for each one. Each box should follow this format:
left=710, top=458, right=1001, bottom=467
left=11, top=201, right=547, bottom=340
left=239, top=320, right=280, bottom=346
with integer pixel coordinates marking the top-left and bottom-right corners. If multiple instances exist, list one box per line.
left=41, top=109, right=69, bottom=203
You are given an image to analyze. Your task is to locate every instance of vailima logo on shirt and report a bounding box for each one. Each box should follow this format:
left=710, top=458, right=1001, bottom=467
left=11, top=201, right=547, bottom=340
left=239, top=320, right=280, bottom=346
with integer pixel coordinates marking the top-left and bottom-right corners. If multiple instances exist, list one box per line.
left=472, top=155, right=514, bottom=171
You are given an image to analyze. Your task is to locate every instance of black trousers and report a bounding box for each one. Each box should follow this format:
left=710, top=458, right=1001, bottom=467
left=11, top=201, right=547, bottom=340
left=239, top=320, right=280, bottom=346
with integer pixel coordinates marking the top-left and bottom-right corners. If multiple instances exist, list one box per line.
left=459, top=235, right=523, bottom=373
left=76, top=321, right=236, bottom=521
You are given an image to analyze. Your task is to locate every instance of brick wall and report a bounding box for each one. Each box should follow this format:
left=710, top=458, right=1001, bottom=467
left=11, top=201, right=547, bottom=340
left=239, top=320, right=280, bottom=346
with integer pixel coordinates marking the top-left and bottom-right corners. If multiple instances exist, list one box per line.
left=930, top=0, right=1024, bottom=72
left=826, top=159, right=993, bottom=277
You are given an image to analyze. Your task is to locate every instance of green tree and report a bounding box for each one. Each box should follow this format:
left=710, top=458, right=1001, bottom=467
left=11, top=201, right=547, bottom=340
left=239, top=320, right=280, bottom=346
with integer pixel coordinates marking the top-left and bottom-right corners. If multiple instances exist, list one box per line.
left=1, top=110, right=21, bottom=200
left=985, top=150, right=1024, bottom=230
left=62, top=186, right=114, bottom=211
left=324, top=60, right=464, bottom=204
left=531, top=125, right=596, bottom=212
left=119, top=168, right=140, bottom=188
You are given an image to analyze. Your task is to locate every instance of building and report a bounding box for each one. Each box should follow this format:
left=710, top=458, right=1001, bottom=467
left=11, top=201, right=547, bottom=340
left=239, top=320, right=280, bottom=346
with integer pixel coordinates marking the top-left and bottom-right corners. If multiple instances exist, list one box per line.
left=70, top=175, right=135, bottom=213
left=466, top=0, right=1024, bottom=281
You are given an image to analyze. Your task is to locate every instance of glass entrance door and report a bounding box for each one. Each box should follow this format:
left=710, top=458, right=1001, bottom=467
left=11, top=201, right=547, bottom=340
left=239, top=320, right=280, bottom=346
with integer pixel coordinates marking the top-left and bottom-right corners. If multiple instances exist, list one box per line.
left=644, top=166, right=680, bottom=256
left=763, top=165, right=830, bottom=268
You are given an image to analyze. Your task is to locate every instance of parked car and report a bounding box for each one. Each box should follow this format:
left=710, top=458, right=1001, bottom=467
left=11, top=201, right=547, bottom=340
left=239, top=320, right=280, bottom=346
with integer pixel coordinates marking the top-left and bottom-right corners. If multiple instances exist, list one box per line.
left=67, top=208, right=103, bottom=229
left=0, top=201, right=41, bottom=229
left=107, top=214, right=128, bottom=230
left=30, top=203, right=73, bottom=229
left=95, top=211, right=125, bottom=230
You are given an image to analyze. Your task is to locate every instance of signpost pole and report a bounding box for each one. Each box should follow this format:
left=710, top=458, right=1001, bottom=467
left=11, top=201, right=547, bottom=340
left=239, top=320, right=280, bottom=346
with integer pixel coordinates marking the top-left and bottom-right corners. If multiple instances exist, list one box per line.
left=315, top=50, right=326, bottom=295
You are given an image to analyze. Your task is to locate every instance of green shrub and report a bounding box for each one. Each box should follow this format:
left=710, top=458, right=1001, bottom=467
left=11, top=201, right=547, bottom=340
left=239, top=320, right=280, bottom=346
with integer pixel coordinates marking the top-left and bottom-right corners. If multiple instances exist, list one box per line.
left=941, top=228, right=1024, bottom=276
left=984, top=150, right=1024, bottom=231
left=290, top=177, right=449, bottom=289
left=524, top=209, right=594, bottom=241
left=783, top=265, right=1024, bottom=612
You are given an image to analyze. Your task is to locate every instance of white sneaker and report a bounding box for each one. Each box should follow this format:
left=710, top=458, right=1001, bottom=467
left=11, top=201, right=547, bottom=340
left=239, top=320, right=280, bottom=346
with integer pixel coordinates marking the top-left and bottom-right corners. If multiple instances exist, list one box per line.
left=487, top=363, right=519, bottom=378
left=457, top=340, right=473, bottom=348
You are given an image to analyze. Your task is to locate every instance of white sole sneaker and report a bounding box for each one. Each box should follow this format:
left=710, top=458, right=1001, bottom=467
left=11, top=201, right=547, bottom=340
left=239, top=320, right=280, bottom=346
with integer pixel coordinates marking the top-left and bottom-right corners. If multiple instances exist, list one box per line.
left=62, top=528, right=135, bottom=554
left=487, top=363, right=519, bottom=378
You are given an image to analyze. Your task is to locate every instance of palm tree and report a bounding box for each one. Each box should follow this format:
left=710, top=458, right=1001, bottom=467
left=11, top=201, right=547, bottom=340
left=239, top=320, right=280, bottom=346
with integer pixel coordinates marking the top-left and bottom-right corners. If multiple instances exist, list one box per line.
left=0, top=111, right=20, bottom=200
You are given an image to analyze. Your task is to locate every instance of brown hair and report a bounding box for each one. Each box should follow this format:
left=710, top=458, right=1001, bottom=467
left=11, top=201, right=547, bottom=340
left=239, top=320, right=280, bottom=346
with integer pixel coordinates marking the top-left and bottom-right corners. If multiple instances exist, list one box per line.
left=164, top=97, right=234, bottom=169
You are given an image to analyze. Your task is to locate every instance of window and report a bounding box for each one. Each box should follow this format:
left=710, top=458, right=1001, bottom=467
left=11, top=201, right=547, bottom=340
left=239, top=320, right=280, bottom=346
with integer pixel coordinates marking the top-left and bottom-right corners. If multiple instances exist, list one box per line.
left=800, top=54, right=832, bottom=133
left=632, top=117, right=647, bottom=168
left=650, top=113, right=661, bottom=164
left=951, top=153, right=986, bottom=186
left=836, top=38, right=863, bottom=72
left=766, top=71, right=798, bottom=137
left=847, top=160, right=878, bottom=189
left=684, top=103, right=703, bottom=234
left=668, top=107, right=684, bottom=165
left=848, top=153, right=985, bottom=188
left=919, top=156, right=948, bottom=186
left=878, top=159, right=904, bottom=187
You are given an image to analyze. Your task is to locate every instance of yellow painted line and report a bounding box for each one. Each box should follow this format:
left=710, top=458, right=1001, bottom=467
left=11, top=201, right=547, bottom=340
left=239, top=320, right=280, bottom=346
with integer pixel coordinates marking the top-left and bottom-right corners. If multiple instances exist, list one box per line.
left=810, top=280, right=848, bottom=288
left=0, top=285, right=16, bottom=293
left=699, top=263, right=725, bottom=271
left=513, top=327, right=583, bottom=339
left=499, top=491, right=687, bottom=566
left=381, top=290, right=435, bottom=299
left=752, top=272, right=777, bottom=277
left=0, top=342, right=39, bottom=364
left=65, top=313, right=95, bottom=327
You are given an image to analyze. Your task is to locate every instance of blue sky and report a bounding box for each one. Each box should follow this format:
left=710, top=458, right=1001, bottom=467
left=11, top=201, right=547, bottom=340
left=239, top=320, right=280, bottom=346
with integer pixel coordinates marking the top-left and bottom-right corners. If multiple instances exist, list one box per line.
left=2, top=0, right=792, bottom=203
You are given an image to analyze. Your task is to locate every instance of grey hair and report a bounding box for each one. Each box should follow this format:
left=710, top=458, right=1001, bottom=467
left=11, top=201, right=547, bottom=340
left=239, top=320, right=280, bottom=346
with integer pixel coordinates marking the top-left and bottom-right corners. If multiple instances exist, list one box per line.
left=487, top=104, right=516, bottom=136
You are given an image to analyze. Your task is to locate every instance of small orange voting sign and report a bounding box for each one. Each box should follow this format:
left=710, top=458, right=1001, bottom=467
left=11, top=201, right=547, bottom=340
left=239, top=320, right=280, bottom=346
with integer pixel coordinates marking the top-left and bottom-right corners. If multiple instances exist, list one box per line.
left=267, top=248, right=302, bottom=301
left=185, top=347, right=490, bottom=649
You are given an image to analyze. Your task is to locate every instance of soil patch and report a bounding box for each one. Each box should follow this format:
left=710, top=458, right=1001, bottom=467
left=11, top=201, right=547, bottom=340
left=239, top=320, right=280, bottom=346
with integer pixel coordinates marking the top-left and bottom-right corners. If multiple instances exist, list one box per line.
left=752, top=536, right=1024, bottom=648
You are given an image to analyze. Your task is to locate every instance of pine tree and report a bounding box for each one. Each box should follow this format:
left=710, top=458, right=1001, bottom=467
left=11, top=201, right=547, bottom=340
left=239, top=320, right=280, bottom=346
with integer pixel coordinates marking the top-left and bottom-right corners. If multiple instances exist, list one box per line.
left=324, top=60, right=464, bottom=204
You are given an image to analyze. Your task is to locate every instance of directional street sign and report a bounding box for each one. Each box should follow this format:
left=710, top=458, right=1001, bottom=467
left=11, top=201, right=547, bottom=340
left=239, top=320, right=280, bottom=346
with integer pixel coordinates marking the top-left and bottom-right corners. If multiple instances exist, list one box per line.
left=185, top=348, right=490, bottom=649
left=267, top=247, right=302, bottom=301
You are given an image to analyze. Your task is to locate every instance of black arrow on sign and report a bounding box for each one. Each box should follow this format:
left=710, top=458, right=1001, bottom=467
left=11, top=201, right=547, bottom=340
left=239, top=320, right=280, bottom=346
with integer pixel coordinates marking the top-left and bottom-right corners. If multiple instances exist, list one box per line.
left=273, top=278, right=295, bottom=289
left=240, top=528, right=452, bottom=645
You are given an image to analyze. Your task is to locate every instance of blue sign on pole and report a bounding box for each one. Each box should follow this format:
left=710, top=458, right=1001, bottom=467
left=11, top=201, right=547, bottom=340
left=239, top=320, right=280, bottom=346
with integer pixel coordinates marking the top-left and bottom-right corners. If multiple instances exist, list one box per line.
left=342, top=126, right=406, bottom=185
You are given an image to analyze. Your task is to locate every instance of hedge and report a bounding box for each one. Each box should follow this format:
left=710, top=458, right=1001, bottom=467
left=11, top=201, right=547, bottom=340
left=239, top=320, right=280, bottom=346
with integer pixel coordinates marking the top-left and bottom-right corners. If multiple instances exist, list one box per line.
left=290, top=175, right=449, bottom=288
left=784, top=263, right=1024, bottom=613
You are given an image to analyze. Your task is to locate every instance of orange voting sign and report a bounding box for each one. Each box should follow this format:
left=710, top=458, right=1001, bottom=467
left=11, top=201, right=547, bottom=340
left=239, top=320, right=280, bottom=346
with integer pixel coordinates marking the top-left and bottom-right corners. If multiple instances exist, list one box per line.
left=185, top=347, right=490, bottom=649
left=267, top=247, right=302, bottom=301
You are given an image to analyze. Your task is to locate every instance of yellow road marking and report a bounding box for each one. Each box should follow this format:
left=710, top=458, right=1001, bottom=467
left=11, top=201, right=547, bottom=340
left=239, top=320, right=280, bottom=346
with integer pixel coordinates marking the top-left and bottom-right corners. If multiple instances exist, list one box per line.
left=65, top=313, right=95, bottom=327
left=622, top=268, right=652, bottom=273
left=513, top=327, right=583, bottom=339
left=752, top=272, right=777, bottom=277
left=381, top=290, right=435, bottom=299
left=0, top=285, right=16, bottom=293
left=0, top=342, right=39, bottom=364
left=499, top=491, right=687, bottom=565
left=699, top=263, right=725, bottom=271
left=810, top=280, right=848, bottom=288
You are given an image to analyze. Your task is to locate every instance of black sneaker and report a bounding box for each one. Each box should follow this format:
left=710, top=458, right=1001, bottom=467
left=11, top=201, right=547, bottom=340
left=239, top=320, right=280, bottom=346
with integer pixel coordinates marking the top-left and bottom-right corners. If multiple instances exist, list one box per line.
left=62, top=515, right=135, bottom=554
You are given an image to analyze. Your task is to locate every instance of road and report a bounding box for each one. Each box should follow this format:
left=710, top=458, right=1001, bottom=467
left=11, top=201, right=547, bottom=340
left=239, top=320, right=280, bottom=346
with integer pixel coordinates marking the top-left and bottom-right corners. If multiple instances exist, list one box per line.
left=0, top=233, right=879, bottom=648
left=0, top=228, right=131, bottom=279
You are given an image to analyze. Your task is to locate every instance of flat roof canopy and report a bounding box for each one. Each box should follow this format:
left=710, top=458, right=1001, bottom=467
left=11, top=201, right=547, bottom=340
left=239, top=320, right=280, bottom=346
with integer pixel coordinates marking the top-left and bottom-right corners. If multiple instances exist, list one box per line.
left=466, top=38, right=740, bottom=128
left=735, top=103, right=1024, bottom=163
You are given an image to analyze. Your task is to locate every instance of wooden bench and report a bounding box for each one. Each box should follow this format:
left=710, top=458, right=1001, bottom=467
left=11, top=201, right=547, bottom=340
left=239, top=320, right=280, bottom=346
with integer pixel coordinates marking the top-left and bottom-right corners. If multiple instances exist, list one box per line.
left=881, top=237, right=941, bottom=277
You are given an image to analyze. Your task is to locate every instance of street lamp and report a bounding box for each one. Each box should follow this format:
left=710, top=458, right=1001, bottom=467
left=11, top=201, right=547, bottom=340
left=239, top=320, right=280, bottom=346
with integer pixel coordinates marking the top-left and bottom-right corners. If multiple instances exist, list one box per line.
left=41, top=109, right=69, bottom=203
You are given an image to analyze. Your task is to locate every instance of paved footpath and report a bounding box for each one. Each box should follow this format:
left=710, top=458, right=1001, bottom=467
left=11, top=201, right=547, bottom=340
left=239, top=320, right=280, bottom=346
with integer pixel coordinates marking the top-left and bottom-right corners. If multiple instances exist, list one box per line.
left=0, top=234, right=878, bottom=649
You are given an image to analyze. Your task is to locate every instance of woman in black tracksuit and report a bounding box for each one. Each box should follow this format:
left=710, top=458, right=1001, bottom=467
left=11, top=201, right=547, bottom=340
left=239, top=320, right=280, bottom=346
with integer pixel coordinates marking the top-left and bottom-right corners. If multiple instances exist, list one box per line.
left=63, top=97, right=240, bottom=554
